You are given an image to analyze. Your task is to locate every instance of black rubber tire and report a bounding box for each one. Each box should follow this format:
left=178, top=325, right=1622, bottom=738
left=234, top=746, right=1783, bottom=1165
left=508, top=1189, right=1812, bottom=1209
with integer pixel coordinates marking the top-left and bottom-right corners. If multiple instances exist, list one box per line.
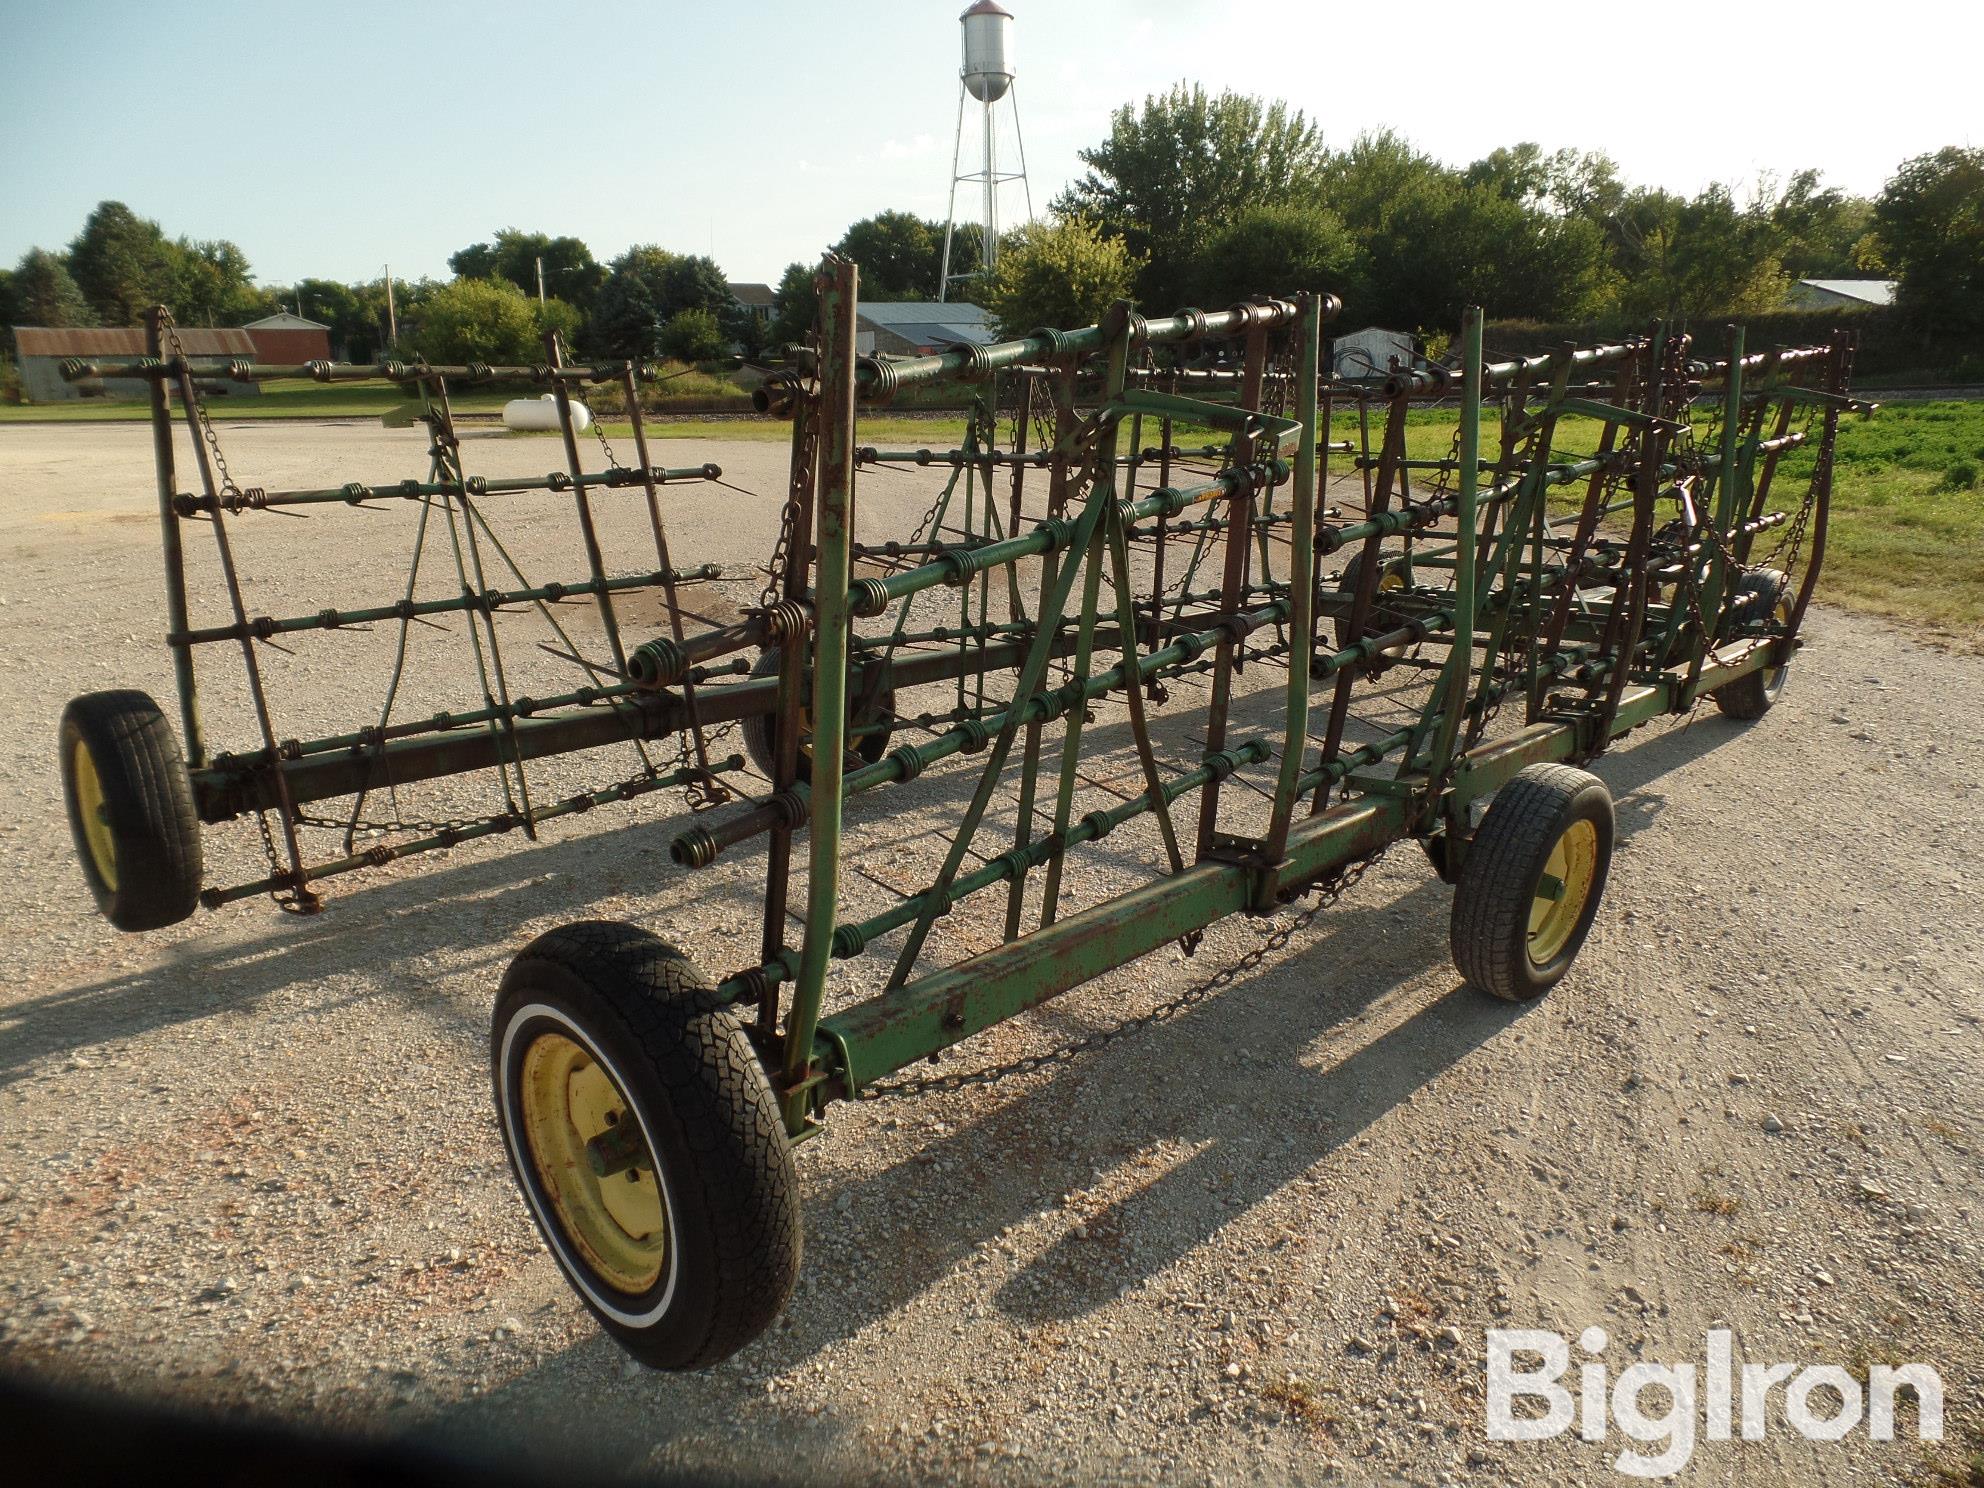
left=1712, top=569, right=1790, bottom=721
left=740, top=647, right=893, bottom=783
left=1451, top=763, right=1614, bottom=1003
left=492, top=921, right=801, bottom=1370
left=1325, top=550, right=1413, bottom=676
left=58, top=690, right=202, bottom=931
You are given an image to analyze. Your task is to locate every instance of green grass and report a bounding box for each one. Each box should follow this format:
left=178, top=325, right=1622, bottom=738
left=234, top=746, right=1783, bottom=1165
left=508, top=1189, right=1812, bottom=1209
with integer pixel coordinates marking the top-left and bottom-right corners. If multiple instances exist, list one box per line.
left=0, top=379, right=515, bottom=422
left=6, top=379, right=1978, bottom=640
left=1374, top=400, right=1984, bottom=643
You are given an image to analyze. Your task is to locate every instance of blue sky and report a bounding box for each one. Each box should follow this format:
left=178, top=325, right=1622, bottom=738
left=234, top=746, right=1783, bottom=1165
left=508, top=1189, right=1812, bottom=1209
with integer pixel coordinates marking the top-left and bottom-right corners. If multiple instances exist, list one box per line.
left=3, top=0, right=1975, bottom=289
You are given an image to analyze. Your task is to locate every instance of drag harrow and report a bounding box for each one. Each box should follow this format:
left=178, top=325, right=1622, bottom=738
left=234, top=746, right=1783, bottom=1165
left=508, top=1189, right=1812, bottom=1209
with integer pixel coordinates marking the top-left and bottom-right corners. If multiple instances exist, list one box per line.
left=58, top=262, right=1867, bottom=1368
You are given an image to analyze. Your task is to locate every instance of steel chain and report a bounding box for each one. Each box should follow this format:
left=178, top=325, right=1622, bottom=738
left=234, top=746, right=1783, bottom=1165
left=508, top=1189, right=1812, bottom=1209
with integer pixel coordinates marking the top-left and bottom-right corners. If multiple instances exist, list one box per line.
left=863, top=843, right=1392, bottom=1099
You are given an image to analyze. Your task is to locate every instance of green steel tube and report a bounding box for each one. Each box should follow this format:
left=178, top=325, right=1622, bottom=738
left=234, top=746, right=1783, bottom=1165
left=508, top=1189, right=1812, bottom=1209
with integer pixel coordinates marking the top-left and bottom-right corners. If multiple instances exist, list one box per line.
left=851, top=300, right=1301, bottom=401
left=198, top=756, right=743, bottom=908
left=861, top=460, right=1287, bottom=611
left=61, top=357, right=677, bottom=385
left=172, top=464, right=722, bottom=513
left=783, top=261, right=861, bottom=1112
left=819, top=741, right=1268, bottom=966
left=172, top=564, right=720, bottom=646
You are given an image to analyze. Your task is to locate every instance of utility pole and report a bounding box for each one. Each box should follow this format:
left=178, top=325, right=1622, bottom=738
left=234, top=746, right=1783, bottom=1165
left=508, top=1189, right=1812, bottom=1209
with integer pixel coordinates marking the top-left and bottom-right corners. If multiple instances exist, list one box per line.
left=383, top=264, right=398, bottom=345
left=535, top=256, right=546, bottom=305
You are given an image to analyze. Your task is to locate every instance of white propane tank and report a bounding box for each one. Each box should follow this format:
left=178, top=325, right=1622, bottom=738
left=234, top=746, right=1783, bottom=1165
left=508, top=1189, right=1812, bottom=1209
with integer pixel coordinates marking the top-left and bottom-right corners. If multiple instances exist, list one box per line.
left=502, top=393, right=590, bottom=433
left=960, top=0, right=1012, bottom=102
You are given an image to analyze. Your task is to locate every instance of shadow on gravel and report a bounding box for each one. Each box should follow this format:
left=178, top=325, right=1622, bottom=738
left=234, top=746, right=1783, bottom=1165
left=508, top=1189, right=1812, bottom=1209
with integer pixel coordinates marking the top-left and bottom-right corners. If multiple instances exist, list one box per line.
left=1, top=669, right=1428, bottom=1086
left=0, top=829, right=768, bottom=1089
left=726, top=707, right=1748, bottom=1347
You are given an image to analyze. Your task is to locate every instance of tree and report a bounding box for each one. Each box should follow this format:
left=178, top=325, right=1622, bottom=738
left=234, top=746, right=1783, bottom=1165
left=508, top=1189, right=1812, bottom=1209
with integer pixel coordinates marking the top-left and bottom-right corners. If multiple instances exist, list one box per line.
left=589, top=267, right=661, bottom=359
left=11, top=248, right=96, bottom=327
left=587, top=246, right=734, bottom=358
left=1354, top=179, right=1598, bottom=330
left=981, top=216, right=1142, bottom=339
left=283, top=278, right=375, bottom=359
left=169, top=238, right=269, bottom=325
left=1873, top=147, right=1984, bottom=338
left=659, top=307, right=726, bottom=363
left=1057, top=84, right=1329, bottom=308
left=766, top=261, right=817, bottom=347
left=1764, top=170, right=1873, bottom=282
left=830, top=211, right=978, bottom=299
left=1611, top=184, right=1789, bottom=322
left=656, top=253, right=731, bottom=322
left=1316, top=130, right=1452, bottom=239
left=67, top=201, right=180, bottom=324
left=409, top=276, right=573, bottom=364
left=1188, top=202, right=1363, bottom=309
left=450, top=229, right=607, bottom=312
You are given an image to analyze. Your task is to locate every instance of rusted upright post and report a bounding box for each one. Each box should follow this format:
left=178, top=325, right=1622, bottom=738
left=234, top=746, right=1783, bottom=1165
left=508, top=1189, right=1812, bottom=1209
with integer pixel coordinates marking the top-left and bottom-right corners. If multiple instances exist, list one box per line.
left=543, top=333, right=628, bottom=676
left=1194, top=315, right=1269, bottom=855
left=144, top=308, right=204, bottom=767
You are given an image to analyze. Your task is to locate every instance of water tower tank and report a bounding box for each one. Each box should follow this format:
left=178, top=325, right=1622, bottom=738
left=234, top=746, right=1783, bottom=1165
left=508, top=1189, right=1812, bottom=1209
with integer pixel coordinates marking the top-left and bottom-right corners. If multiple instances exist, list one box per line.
left=960, top=0, right=1013, bottom=103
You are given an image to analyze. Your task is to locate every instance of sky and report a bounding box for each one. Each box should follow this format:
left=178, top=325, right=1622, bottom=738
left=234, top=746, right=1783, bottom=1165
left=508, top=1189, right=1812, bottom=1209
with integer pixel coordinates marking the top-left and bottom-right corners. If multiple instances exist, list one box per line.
left=2, top=0, right=1977, bottom=292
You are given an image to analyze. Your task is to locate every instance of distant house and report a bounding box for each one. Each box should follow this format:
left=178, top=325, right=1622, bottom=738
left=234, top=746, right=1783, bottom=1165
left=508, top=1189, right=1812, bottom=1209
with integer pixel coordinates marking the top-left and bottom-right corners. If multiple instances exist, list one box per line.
left=11, top=325, right=259, bottom=402
left=242, top=310, right=332, bottom=363
left=855, top=301, right=997, bottom=357
left=726, top=282, right=775, bottom=324
left=1330, top=326, right=1417, bottom=382
left=1785, top=279, right=1897, bottom=310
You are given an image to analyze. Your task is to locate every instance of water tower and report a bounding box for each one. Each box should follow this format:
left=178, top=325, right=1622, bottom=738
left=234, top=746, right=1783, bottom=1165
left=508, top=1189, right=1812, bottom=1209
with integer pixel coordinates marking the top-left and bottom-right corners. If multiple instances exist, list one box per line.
left=938, top=0, right=1032, bottom=302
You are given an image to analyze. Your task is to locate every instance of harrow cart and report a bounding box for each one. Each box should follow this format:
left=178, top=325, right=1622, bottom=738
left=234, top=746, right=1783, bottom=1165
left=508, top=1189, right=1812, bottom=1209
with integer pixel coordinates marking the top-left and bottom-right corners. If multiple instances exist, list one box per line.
left=56, top=262, right=1864, bottom=1367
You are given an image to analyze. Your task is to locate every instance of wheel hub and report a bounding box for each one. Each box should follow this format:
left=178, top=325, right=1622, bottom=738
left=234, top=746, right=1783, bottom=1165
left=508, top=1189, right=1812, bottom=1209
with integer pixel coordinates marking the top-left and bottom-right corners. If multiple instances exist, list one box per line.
left=1527, top=818, right=1599, bottom=966
left=516, top=1031, right=667, bottom=1295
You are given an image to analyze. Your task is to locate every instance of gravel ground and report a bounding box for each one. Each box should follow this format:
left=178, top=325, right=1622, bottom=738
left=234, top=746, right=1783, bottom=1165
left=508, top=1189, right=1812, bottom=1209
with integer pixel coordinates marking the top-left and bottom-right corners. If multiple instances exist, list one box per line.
left=1, top=418, right=1979, bottom=1485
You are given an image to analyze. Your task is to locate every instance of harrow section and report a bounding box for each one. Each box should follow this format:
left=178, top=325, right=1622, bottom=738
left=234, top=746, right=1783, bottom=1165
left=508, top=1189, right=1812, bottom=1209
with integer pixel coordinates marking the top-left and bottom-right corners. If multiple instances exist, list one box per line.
left=56, top=261, right=1866, bottom=1367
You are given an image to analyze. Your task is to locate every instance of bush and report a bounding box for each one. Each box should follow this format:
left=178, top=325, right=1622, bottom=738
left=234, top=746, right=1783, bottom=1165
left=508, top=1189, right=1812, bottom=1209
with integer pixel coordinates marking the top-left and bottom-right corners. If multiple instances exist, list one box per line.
left=1937, top=459, right=1980, bottom=492
left=0, top=355, right=21, bottom=406
left=410, top=277, right=543, bottom=364
left=982, top=215, right=1143, bottom=339
left=579, top=360, right=749, bottom=412
left=658, top=307, right=726, bottom=364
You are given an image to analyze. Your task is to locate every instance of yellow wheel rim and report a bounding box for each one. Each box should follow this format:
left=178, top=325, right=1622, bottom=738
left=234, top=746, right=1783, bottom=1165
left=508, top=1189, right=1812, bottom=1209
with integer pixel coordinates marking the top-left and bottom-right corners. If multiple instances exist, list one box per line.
left=71, top=738, right=118, bottom=893
left=516, top=1031, right=667, bottom=1296
left=1763, top=594, right=1793, bottom=695
left=1527, top=818, right=1600, bottom=966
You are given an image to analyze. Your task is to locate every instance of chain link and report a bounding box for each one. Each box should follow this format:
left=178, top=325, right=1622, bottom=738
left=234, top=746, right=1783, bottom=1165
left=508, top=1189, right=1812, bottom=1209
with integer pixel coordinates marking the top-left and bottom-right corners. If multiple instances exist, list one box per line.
left=161, top=311, right=315, bottom=909
left=862, top=843, right=1392, bottom=1099
left=159, top=310, right=246, bottom=502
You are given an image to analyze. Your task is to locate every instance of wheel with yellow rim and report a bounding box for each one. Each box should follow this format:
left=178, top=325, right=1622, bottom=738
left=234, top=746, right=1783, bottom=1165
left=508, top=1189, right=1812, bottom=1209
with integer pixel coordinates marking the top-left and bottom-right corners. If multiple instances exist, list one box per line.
left=1712, top=568, right=1792, bottom=721
left=740, top=647, right=894, bottom=784
left=1450, top=763, right=1614, bottom=1002
left=58, top=690, right=202, bottom=932
left=1325, top=550, right=1414, bottom=676
left=492, top=920, right=800, bottom=1369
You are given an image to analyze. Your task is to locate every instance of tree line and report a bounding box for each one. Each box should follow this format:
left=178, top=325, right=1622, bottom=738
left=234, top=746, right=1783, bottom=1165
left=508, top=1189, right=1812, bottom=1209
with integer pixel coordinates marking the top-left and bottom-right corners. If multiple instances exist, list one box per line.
left=5, top=95, right=1977, bottom=374
left=979, top=86, right=1982, bottom=347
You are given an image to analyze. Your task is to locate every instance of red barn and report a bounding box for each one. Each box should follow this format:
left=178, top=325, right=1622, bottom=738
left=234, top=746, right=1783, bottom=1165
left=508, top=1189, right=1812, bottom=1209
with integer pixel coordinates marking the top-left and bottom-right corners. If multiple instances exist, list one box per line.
left=242, top=311, right=332, bottom=363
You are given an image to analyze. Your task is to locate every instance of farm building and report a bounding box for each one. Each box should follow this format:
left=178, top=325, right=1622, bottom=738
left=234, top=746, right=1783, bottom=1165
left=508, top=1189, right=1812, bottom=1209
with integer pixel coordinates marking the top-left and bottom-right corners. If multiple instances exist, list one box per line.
left=726, top=283, right=775, bottom=324
left=12, top=326, right=258, bottom=403
left=856, top=301, right=997, bottom=357
left=1330, top=326, right=1418, bottom=381
left=242, top=310, right=332, bottom=363
left=1785, top=279, right=1897, bottom=310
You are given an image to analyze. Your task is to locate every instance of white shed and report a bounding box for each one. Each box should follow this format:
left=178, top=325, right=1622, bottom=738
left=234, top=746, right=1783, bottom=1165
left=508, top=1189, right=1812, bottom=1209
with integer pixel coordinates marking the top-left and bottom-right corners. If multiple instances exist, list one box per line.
left=1331, top=327, right=1417, bottom=381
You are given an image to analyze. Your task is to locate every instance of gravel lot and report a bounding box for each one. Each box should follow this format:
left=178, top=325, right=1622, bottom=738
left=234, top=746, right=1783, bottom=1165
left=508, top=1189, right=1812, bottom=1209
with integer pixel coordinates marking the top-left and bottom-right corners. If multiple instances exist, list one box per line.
left=1, top=417, right=1979, bottom=1485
